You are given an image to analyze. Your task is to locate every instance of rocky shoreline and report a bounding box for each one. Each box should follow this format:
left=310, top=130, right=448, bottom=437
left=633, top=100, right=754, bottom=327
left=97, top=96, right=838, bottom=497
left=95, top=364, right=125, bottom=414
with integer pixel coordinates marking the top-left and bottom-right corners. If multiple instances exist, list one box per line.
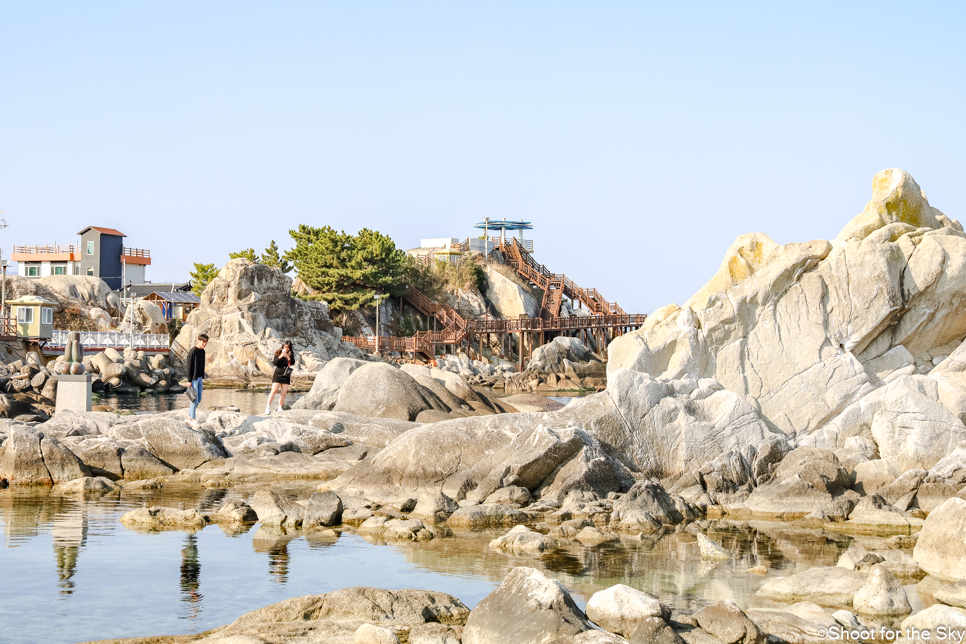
left=4, top=168, right=966, bottom=643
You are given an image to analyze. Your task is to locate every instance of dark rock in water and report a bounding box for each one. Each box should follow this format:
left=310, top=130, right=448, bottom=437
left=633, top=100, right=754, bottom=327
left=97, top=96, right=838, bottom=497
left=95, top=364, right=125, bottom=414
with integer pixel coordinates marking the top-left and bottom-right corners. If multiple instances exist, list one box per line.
left=305, top=491, right=344, bottom=527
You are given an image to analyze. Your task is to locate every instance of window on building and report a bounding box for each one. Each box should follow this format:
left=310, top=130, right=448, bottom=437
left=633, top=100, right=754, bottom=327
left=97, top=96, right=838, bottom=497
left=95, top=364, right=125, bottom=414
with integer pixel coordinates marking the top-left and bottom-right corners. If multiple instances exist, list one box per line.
left=41, top=308, right=52, bottom=324
left=25, top=264, right=39, bottom=277
left=17, top=307, right=33, bottom=324
left=87, top=267, right=94, bottom=276
left=87, top=241, right=95, bottom=255
left=73, top=265, right=80, bottom=275
left=52, top=265, right=66, bottom=275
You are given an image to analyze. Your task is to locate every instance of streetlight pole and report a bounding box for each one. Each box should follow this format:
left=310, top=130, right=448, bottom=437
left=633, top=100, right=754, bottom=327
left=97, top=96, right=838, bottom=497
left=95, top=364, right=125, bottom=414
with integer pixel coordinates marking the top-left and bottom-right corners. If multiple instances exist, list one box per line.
left=374, top=293, right=382, bottom=354
left=0, top=217, right=8, bottom=324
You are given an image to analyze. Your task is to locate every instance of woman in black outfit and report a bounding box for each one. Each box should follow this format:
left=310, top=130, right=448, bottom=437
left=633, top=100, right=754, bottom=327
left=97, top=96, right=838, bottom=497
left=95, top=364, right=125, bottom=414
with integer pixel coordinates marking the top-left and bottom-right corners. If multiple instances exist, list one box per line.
left=264, top=341, right=295, bottom=414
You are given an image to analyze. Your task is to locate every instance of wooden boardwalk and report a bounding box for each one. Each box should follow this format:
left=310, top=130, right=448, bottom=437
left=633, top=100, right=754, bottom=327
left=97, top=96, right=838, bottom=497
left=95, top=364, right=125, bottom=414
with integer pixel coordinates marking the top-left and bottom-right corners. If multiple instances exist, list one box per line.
left=346, top=238, right=645, bottom=364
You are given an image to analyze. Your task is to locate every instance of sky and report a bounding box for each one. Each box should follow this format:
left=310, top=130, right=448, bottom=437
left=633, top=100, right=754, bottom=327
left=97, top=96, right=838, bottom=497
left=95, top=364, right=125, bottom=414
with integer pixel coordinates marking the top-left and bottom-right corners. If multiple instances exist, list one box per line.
left=1, top=2, right=964, bottom=314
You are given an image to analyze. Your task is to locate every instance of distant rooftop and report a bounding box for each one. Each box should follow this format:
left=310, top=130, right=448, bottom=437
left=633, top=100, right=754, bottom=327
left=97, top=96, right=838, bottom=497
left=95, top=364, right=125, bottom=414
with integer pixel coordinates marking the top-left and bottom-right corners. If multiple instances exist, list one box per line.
left=77, top=226, right=126, bottom=237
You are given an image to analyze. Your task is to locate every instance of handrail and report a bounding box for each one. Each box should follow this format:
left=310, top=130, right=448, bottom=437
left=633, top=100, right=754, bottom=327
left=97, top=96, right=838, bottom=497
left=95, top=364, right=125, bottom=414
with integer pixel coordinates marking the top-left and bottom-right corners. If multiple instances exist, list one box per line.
left=122, top=247, right=151, bottom=258
left=13, top=245, right=76, bottom=255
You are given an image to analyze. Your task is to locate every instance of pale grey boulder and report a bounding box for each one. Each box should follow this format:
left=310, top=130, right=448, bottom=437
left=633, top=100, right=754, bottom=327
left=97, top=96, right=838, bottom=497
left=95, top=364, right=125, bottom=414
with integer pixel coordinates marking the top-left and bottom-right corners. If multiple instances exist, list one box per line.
left=913, top=498, right=966, bottom=580
left=333, top=363, right=451, bottom=421
left=119, top=444, right=177, bottom=479
left=408, top=622, right=462, bottom=644
left=488, top=525, right=565, bottom=555
left=853, top=459, right=900, bottom=494
left=53, top=476, right=119, bottom=494
left=900, top=604, right=966, bottom=633
left=447, top=504, right=530, bottom=531
left=696, top=534, right=731, bottom=561
left=745, top=602, right=839, bottom=644
left=609, top=480, right=699, bottom=532
left=139, top=417, right=229, bottom=470
left=0, top=427, right=90, bottom=485
left=585, top=584, right=670, bottom=638
left=250, top=490, right=304, bottom=527
left=216, top=501, right=257, bottom=523
left=120, top=506, right=208, bottom=531
left=836, top=543, right=884, bottom=571
left=852, top=564, right=910, bottom=616
left=292, top=357, right=369, bottom=410
left=411, top=492, right=459, bottom=523
left=933, top=580, right=966, bottom=609
left=692, top=600, right=765, bottom=644
left=462, top=567, right=594, bottom=644
left=756, top=568, right=868, bottom=606
left=483, top=485, right=531, bottom=507
left=354, top=623, right=400, bottom=644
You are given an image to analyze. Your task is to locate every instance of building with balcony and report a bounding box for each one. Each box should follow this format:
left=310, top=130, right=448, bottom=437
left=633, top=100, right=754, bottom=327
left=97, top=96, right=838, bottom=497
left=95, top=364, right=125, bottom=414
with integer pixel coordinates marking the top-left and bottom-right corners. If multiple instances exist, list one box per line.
left=13, top=226, right=151, bottom=290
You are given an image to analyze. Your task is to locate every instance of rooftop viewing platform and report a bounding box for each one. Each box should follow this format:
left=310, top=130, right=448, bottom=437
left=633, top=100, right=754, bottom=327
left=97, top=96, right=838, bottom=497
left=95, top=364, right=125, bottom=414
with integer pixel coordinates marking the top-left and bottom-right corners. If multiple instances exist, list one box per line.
left=11, top=245, right=78, bottom=261
left=121, top=247, right=151, bottom=264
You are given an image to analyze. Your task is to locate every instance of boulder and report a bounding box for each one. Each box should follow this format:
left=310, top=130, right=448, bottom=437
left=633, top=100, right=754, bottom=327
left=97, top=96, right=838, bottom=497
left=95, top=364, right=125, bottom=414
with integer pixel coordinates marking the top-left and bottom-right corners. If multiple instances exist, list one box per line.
left=853, top=459, right=901, bottom=494
left=172, top=259, right=362, bottom=383
left=609, top=480, right=699, bottom=531
left=292, top=358, right=369, bottom=410
left=53, top=476, right=119, bottom=494
left=447, top=504, right=530, bottom=531
left=36, top=275, right=120, bottom=311
left=216, top=501, right=258, bottom=523
left=250, top=490, right=304, bottom=527
left=585, top=584, right=670, bottom=638
left=0, top=427, right=90, bottom=485
left=462, top=567, right=594, bottom=644
left=900, top=604, right=966, bottom=634
left=489, top=525, right=565, bottom=555
left=756, top=567, right=868, bottom=607
left=696, top=533, right=731, bottom=561
left=138, top=417, right=229, bottom=470
left=933, top=580, right=966, bottom=610
left=355, top=623, right=400, bottom=644
left=304, top=491, right=343, bottom=528
left=120, top=506, right=208, bottom=531
left=851, top=564, right=910, bottom=615
left=745, top=603, right=839, bottom=644
left=333, top=363, right=451, bottom=421
left=692, top=600, right=766, bottom=644
left=913, top=498, right=966, bottom=580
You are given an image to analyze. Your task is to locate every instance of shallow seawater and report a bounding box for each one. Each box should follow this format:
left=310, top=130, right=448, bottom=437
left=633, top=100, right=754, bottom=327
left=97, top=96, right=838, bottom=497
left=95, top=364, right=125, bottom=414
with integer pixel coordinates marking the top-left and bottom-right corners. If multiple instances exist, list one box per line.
left=0, top=484, right=869, bottom=644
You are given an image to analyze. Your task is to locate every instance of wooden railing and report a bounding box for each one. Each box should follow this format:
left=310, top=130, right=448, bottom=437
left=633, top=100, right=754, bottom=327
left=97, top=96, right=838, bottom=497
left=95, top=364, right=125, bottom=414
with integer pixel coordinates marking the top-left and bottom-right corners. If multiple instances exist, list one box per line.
left=122, top=247, right=151, bottom=258
left=13, top=245, right=77, bottom=255
left=0, top=316, right=16, bottom=338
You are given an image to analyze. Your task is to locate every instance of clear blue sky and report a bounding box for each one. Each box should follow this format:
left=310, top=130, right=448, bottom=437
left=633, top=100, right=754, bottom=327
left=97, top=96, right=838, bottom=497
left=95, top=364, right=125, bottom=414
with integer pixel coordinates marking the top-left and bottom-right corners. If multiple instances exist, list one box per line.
left=1, top=2, right=963, bottom=314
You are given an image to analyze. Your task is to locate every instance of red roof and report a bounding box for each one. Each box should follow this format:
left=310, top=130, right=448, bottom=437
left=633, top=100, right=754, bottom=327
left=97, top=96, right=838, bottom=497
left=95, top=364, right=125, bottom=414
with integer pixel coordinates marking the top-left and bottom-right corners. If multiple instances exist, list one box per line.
left=77, top=226, right=126, bottom=237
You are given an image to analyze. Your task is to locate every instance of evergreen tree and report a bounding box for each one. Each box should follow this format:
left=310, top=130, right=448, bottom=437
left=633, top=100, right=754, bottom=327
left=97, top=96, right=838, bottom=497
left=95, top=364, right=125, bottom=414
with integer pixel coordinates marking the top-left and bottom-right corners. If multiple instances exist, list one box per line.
left=285, top=225, right=408, bottom=312
left=229, top=248, right=258, bottom=262
left=260, top=240, right=293, bottom=274
left=190, top=263, right=219, bottom=296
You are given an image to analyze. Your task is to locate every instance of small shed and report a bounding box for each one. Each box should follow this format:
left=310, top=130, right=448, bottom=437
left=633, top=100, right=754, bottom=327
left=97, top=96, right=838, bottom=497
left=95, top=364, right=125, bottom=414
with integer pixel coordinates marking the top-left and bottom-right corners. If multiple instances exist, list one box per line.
left=143, top=291, right=201, bottom=322
left=6, top=296, right=56, bottom=340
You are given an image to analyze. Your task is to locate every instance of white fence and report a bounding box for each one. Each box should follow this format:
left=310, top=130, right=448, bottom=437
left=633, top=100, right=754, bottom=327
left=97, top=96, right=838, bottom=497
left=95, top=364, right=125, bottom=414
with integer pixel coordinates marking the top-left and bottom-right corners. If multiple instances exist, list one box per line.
left=48, top=330, right=170, bottom=351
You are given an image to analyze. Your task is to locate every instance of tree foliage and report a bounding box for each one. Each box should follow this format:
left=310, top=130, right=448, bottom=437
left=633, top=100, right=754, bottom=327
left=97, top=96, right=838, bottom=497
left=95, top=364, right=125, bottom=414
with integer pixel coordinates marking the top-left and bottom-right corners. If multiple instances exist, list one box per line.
left=260, top=240, right=293, bottom=274
left=229, top=248, right=258, bottom=262
left=285, top=225, right=409, bottom=312
left=190, top=263, right=218, bottom=296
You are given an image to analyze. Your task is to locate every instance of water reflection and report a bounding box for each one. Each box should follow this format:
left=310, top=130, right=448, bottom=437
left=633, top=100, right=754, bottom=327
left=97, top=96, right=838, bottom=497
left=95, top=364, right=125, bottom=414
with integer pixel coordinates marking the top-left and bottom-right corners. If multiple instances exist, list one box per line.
left=180, top=534, right=202, bottom=618
left=0, top=484, right=885, bottom=644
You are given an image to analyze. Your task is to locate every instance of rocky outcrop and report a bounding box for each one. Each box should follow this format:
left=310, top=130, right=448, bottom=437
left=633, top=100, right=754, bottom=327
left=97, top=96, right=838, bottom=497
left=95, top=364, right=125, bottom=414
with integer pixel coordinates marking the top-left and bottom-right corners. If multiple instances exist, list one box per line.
left=913, top=497, right=966, bottom=580
left=505, top=336, right=607, bottom=393
left=0, top=426, right=90, bottom=485
left=172, top=259, right=362, bottom=382
left=482, top=263, right=540, bottom=320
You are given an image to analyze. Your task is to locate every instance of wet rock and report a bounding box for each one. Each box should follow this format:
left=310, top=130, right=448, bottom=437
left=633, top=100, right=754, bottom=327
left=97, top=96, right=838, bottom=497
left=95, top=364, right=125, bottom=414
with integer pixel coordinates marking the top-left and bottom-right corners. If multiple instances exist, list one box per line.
left=0, top=427, right=91, bottom=485
left=354, top=623, right=400, bottom=644
left=836, top=543, right=884, bottom=571
left=411, top=492, right=459, bottom=523
left=696, top=534, right=731, bottom=561
left=216, top=501, right=257, bottom=523
left=692, top=600, right=765, bottom=644
left=463, top=567, right=594, bottom=644
left=304, top=491, right=343, bottom=527
left=53, top=476, right=119, bottom=494
left=852, top=564, right=911, bottom=615
left=359, top=517, right=433, bottom=541
left=120, top=506, right=208, bottom=530
left=609, top=480, right=699, bottom=532
left=585, top=584, right=671, bottom=637
left=447, top=504, right=530, bottom=531
left=745, top=602, right=839, bottom=644
left=627, top=617, right=684, bottom=644
left=489, top=525, right=565, bottom=554
left=250, top=490, right=304, bottom=527
left=913, top=498, right=966, bottom=580
left=756, top=567, right=868, bottom=606
left=575, top=526, right=619, bottom=546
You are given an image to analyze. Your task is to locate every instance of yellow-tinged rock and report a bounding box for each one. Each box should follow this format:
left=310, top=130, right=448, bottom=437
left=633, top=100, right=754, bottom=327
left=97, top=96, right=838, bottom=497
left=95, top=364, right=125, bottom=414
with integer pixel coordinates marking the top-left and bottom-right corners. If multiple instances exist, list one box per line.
left=837, top=168, right=959, bottom=242
left=685, top=233, right=783, bottom=311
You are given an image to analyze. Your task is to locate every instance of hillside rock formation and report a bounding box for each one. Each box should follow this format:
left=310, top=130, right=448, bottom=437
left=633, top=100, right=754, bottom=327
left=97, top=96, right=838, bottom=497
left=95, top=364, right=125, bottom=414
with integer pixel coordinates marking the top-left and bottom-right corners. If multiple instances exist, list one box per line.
left=172, top=259, right=363, bottom=381
left=610, top=169, right=966, bottom=467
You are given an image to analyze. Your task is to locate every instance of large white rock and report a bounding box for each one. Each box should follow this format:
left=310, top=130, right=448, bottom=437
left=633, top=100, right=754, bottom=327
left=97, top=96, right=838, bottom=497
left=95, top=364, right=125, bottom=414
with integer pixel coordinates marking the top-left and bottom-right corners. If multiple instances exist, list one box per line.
left=482, top=264, right=540, bottom=319
left=913, top=498, right=966, bottom=580
left=585, top=584, right=669, bottom=638
left=607, top=169, right=966, bottom=467
left=852, top=564, right=910, bottom=616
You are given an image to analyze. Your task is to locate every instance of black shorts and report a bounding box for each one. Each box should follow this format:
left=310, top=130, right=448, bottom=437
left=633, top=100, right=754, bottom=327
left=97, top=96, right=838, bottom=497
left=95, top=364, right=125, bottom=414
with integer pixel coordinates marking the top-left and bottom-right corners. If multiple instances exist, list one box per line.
left=272, top=372, right=291, bottom=385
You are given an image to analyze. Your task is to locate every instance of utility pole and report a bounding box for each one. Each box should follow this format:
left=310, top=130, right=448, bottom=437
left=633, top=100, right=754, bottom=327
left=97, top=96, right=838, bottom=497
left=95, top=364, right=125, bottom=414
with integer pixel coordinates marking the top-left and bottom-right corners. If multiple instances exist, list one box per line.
left=0, top=216, right=8, bottom=324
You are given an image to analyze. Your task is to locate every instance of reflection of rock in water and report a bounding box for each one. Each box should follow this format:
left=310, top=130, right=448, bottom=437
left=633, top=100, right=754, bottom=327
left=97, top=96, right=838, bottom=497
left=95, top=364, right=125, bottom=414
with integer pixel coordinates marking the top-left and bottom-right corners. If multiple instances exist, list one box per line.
left=51, top=508, right=88, bottom=595
left=252, top=525, right=296, bottom=584
left=180, top=534, right=203, bottom=619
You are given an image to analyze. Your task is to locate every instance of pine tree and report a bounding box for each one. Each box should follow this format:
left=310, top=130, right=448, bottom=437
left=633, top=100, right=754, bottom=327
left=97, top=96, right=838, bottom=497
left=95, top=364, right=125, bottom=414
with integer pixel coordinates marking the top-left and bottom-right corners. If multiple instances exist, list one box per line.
left=229, top=248, right=258, bottom=262
left=190, top=263, right=219, bottom=296
left=285, top=225, right=408, bottom=312
left=260, top=240, right=293, bottom=274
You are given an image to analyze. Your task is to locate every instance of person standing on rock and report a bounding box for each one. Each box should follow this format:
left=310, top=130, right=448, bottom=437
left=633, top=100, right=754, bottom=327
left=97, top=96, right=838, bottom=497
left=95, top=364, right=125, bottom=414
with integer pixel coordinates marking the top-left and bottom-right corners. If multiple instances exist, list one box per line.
left=185, top=334, right=208, bottom=428
left=264, top=340, right=295, bottom=414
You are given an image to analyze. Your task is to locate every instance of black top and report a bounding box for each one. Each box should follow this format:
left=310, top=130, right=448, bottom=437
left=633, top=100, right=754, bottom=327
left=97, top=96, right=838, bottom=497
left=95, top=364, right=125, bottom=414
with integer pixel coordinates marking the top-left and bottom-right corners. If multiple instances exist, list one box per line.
left=272, top=354, right=291, bottom=378
left=186, top=347, right=206, bottom=381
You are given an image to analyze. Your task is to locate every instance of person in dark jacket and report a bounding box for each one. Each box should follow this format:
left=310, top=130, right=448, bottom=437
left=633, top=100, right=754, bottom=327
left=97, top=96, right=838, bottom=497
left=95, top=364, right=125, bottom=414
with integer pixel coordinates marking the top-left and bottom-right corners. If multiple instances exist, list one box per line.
left=184, top=334, right=208, bottom=427
left=264, top=340, right=295, bottom=414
